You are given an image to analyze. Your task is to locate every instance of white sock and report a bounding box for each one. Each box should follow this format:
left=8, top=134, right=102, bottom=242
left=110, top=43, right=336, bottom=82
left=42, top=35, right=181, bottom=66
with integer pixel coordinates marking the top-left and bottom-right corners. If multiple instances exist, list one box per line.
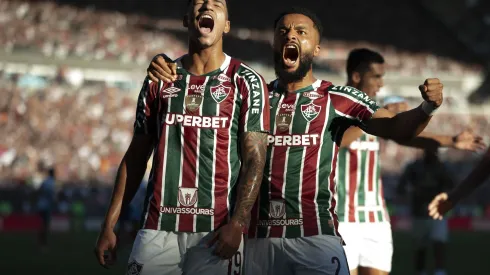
left=434, top=270, right=447, bottom=275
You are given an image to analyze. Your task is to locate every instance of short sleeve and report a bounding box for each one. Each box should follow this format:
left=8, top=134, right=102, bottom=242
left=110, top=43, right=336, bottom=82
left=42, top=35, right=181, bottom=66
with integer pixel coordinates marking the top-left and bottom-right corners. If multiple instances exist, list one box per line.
left=236, top=65, right=270, bottom=133
left=328, top=85, right=380, bottom=122
left=133, top=77, right=159, bottom=136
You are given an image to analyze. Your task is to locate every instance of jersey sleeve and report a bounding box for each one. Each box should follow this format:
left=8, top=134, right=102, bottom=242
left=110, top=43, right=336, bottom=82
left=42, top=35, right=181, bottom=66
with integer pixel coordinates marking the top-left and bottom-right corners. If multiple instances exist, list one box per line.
left=133, top=77, right=159, bottom=136
left=236, top=65, right=270, bottom=133
left=328, top=85, right=380, bottom=122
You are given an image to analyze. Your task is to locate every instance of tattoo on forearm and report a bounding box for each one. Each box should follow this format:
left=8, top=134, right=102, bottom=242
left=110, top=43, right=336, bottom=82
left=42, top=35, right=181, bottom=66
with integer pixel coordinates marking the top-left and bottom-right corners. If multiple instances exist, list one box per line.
left=233, top=132, right=268, bottom=225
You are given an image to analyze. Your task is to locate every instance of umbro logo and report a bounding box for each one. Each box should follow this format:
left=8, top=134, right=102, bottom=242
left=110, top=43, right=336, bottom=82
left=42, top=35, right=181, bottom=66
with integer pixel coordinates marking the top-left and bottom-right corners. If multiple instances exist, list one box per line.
left=162, top=86, right=181, bottom=98
left=163, top=87, right=181, bottom=94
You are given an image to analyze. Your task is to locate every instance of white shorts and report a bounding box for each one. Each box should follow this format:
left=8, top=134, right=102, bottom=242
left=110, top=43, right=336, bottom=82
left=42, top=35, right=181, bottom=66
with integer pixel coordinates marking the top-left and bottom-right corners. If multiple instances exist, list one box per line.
left=244, top=235, right=350, bottom=275
left=338, top=222, right=393, bottom=272
left=127, top=229, right=244, bottom=275
left=412, top=218, right=448, bottom=246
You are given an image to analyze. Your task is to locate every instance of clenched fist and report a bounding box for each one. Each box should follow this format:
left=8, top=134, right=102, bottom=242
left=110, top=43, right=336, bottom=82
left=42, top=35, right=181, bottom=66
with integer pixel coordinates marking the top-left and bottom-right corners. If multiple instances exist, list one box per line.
left=418, top=78, right=443, bottom=108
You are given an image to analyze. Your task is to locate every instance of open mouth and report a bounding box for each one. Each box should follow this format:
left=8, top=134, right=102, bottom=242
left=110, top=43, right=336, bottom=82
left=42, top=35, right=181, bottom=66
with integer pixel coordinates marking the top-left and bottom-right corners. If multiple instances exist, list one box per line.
left=198, top=14, right=215, bottom=34
left=283, top=44, right=300, bottom=67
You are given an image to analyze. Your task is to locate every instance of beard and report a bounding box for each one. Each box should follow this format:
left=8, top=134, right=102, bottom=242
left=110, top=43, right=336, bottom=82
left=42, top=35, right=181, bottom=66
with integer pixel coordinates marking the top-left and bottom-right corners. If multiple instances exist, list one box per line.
left=274, top=49, right=314, bottom=83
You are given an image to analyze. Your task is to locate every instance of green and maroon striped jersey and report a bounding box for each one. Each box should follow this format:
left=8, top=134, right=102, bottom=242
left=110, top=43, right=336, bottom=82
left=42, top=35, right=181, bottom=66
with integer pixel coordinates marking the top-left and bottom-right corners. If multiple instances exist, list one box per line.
left=134, top=54, right=270, bottom=233
left=335, top=134, right=390, bottom=223
left=248, top=79, right=380, bottom=238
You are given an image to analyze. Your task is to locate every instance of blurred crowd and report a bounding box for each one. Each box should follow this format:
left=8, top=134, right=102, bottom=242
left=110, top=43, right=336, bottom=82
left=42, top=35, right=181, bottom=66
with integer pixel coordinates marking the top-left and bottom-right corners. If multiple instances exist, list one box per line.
left=0, top=1, right=483, bottom=75
left=0, top=1, right=185, bottom=65
left=0, top=71, right=137, bottom=185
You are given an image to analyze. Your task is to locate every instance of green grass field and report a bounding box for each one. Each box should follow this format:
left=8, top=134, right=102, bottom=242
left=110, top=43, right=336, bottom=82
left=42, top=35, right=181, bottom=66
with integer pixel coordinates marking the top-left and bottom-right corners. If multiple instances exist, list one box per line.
left=1, top=231, right=489, bottom=275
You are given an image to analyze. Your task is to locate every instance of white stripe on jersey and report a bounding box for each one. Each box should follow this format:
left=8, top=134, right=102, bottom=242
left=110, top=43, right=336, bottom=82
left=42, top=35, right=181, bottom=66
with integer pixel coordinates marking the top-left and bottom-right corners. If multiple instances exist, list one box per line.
left=329, top=90, right=376, bottom=114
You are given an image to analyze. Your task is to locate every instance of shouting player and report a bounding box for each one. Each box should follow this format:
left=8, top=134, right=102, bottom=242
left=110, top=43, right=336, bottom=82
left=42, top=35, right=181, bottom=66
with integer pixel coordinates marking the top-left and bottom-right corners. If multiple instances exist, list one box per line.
left=94, top=0, right=269, bottom=274
left=335, top=49, right=485, bottom=275
left=429, top=145, right=490, bottom=219
left=147, top=7, right=444, bottom=274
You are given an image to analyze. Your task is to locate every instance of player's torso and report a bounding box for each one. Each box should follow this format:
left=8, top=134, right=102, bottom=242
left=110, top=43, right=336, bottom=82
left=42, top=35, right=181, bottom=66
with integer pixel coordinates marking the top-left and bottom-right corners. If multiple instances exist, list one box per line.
left=250, top=79, right=341, bottom=238
left=335, top=134, right=389, bottom=223
left=142, top=56, right=252, bottom=232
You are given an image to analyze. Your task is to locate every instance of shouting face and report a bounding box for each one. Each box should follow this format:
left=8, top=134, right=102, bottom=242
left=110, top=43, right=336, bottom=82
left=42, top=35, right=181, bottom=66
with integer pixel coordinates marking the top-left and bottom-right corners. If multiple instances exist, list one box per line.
left=273, top=13, right=320, bottom=83
left=185, top=0, right=230, bottom=49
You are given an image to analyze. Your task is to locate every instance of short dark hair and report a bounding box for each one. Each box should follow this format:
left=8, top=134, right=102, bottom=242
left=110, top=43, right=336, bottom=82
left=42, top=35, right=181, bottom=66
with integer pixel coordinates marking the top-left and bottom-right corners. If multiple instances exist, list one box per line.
left=273, top=7, right=323, bottom=41
left=346, top=48, right=385, bottom=78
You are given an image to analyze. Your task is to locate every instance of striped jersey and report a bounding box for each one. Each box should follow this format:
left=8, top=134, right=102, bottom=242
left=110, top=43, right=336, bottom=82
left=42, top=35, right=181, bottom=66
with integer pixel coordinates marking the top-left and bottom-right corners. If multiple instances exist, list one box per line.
left=134, top=54, right=270, bottom=232
left=335, top=134, right=390, bottom=223
left=249, top=79, right=380, bottom=238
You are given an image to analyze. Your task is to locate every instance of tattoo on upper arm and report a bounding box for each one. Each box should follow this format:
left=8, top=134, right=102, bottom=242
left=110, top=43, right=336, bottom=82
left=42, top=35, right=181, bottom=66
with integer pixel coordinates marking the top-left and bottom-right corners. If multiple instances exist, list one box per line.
left=233, top=132, right=268, bottom=225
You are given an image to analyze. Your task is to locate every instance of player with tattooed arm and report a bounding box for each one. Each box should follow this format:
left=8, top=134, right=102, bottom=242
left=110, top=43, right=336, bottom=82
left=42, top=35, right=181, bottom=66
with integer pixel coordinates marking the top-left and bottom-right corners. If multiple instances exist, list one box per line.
left=94, top=1, right=269, bottom=274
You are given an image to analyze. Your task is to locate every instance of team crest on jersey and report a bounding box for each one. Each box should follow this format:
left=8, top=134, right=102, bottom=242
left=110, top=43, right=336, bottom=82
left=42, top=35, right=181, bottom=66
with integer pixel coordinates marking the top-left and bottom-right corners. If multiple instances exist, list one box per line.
left=127, top=260, right=143, bottom=275
left=178, top=187, right=198, bottom=207
left=269, top=200, right=286, bottom=219
left=301, top=103, right=321, bottom=122
left=276, top=113, right=293, bottom=132
left=210, top=84, right=231, bottom=103
left=185, top=94, right=203, bottom=112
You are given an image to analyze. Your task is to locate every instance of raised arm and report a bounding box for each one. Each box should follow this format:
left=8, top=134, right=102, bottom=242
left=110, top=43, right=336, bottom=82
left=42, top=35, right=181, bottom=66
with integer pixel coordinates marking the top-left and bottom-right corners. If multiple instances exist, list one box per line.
left=393, top=129, right=485, bottom=152
left=363, top=78, right=443, bottom=140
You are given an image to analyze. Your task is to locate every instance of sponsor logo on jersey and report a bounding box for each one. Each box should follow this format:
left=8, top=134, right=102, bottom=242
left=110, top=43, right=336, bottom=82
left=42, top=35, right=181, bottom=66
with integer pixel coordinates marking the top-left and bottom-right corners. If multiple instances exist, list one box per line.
left=127, top=260, right=144, bottom=275
left=301, top=103, right=321, bottom=122
left=349, top=141, right=379, bottom=151
left=210, top=84, right=231, bottom=103
left=161, top=86, right=181, bottom=98
left=268, top=134, right=320, bottom=147
left=256, top=218, right=303, bottom=226
left=160, top=206, right=215, bottom=216
left=213, top=73, right=231, bottom=83
left=280, top=103, right=296, bottom=112
left=188, top=84, right=205, bottom=94
left=185, top=94, right=203, bottom=112
left=256, top=199, right=303, bottom=226
left=303, top=91, right=324, bottom=99
left=165, top=113, right=229, bottom=129
left=330, top=85, right=376, bottom=106
left=242, top=69, right=263, bottom=114
left=276, top=113, right=293, bottom=132
left=269, top=200, right=286, bottom=219
left=178, top=187, right=198, bottom=207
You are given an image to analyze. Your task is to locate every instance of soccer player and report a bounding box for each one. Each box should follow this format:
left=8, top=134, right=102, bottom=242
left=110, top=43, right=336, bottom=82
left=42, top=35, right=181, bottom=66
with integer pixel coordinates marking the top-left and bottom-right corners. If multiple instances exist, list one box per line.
left=94, top=1, right=270, bottom=274
left=147, top=7, right=444, bottom=275
left=335, top=49, right=485, bottom=275
left=429, top=146, right=490, bottom=219
left=398, top=149, right=454, bottom=275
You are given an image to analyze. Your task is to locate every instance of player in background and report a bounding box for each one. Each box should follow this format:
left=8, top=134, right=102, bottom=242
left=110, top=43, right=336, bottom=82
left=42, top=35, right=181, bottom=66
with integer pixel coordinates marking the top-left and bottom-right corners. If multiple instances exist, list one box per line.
left=335, top=49, right=485, bottom=275
left=36, top=166, right=56, bottom=252
left=429, top=145, right=490, bottom=219
left=398, top=149, right=454, bottom=275
left=94, top=1, right=270, bottom=274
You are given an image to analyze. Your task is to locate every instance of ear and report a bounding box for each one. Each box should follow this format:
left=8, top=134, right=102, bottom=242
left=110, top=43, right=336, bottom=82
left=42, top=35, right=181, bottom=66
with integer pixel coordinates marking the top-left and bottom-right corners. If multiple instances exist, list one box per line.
left=183, top=15, right=189, bottom=28
left=313, top=44, right=321, bottom=57
left=352, top=71, right=361, bottom=85
left=223, top=20, right=230, bottom=34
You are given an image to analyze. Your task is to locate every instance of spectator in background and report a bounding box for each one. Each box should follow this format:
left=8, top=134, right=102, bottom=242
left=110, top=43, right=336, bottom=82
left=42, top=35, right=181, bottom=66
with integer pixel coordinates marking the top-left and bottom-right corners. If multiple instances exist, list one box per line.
left=36, top=165, right=56, bottom=252
left=398, top=149, right=454, bottom=275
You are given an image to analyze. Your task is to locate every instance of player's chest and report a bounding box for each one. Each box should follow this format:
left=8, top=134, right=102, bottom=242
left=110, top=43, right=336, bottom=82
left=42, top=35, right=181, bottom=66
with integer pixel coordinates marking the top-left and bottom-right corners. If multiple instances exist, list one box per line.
left=160, top=74, right=237, bottom=115
left=269, top=90, right=330, bottom=135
